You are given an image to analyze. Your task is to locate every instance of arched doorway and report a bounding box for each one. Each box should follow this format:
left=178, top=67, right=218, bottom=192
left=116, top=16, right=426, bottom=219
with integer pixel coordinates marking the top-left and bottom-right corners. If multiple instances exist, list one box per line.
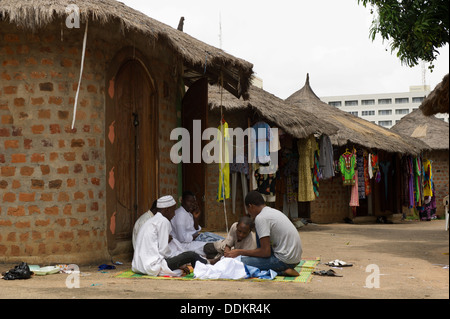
left=106, top=50, right=158, bottom=255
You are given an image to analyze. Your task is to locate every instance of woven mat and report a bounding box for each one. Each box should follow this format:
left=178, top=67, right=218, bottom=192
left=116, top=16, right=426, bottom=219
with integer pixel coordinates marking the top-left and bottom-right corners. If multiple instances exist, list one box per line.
left=114, top=258, right=320, bottom=283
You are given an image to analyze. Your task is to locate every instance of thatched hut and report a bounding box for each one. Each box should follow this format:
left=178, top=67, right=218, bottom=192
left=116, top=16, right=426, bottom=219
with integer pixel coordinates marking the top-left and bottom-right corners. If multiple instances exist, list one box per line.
left=420, top=73, right=449, bottom=116
left=391, top=109, right=449, bottom=217
left=0, top=0, right=253, bottom=264
left=205, top=84, right=338, bottom=228
left=285, top=75, right=429, bottom=223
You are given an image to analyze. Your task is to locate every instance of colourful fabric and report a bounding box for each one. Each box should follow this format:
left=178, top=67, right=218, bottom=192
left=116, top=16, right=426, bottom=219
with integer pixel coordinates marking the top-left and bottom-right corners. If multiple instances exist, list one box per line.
left=339, top=152, right=356, bottom=186
left=251, top=121, right=273, bottom=164
left=217, top=122, right=230, bottom=201
left=363, top=151, right=371, bottom=196
left=349, top=163, right=359, bottom=207
left=423, top=159, right=433, bottom=197
left=115, top=258, right=320, bottom=283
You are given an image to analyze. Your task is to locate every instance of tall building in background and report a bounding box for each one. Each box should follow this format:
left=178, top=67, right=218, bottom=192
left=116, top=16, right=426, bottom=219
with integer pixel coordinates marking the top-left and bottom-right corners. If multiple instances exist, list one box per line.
left=320, top=85, right=449, bottom=129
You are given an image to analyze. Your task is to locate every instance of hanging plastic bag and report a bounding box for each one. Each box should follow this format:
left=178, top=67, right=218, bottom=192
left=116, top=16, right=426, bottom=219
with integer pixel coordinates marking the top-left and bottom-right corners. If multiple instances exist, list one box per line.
left=2, top=262, right=32, bottom=280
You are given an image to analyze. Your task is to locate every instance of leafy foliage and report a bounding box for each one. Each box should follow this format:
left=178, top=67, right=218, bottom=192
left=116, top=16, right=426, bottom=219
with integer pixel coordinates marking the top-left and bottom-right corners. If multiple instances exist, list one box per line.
left=358, top=0, right=449, bottom=70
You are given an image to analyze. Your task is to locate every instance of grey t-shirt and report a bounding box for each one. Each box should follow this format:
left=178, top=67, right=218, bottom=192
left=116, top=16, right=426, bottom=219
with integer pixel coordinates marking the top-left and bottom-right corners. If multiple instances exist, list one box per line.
left=255, top=206, right=303, bottom=264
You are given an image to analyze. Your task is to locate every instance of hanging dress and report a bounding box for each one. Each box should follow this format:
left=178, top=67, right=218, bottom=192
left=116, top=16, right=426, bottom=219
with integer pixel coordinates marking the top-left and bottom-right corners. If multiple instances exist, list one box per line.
left=297, top=135, right=316, bottom=202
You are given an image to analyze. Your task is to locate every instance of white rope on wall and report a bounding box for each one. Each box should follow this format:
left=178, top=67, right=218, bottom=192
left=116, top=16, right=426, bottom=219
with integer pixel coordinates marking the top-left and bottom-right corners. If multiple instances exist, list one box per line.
left=71, top=19, right=89, bottom=129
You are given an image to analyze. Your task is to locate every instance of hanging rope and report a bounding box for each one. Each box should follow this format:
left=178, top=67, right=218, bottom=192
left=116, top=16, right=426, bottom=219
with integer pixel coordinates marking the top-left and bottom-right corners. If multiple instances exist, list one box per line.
left=71, top=19, right=89, bottom=129
left=219, top=72, right=229, bottom=234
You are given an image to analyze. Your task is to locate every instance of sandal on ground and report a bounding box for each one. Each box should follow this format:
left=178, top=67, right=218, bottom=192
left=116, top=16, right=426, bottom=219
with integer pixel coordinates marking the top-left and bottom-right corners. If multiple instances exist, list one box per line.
left=325, top=259, right=353, bottom=267
left=313, top=269, right=343, bottom=277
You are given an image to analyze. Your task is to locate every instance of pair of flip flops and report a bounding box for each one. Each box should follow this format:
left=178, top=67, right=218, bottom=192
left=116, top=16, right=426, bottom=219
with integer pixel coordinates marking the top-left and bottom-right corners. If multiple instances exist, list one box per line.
left=325, top=259, right=353, bottom=267
left=313, top=269, right=343, bottom=277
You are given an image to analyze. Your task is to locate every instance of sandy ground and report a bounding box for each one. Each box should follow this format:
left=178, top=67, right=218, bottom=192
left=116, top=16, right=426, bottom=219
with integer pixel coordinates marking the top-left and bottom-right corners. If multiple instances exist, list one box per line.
left=1, top=219, right=448, bottom=302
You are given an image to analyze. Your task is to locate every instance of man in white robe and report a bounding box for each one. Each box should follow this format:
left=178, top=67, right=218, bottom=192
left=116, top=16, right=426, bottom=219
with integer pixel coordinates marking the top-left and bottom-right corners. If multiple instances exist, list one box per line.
left=171, top=191, right=207, bottom=255
left=132, top=195, right=207, bottom=277
left=132, top=201, right=156, bottom=250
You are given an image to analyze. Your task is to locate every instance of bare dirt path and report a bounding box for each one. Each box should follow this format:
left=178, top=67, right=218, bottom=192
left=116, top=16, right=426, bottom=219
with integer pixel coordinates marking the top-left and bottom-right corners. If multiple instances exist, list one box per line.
left=1, top=219, right=448, bottom=300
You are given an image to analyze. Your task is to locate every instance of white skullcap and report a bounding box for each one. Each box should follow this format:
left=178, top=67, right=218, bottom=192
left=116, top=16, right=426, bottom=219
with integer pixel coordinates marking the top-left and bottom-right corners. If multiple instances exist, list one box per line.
left=157, top=195, right=176, bottom=209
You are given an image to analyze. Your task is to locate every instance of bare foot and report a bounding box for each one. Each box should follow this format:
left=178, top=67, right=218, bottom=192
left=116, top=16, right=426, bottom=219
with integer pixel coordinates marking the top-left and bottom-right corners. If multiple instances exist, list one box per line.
left=283, top=268, right=300, bottom=277
left=208, top=256, right=221, bottom=265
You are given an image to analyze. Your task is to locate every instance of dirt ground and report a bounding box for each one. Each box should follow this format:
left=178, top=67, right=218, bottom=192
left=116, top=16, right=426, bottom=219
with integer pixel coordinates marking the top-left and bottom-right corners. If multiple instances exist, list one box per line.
left=1, top=219, right=448, bottom=301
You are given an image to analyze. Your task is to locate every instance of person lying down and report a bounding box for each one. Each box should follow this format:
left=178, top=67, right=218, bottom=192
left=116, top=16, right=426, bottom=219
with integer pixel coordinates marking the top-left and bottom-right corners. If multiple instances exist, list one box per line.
left=203, top=216, right=257, bottom=259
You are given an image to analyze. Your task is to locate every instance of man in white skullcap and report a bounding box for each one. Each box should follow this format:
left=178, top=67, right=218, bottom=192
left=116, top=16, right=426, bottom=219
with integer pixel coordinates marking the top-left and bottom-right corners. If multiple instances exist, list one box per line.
left=132, top=195, right=207, bottom=277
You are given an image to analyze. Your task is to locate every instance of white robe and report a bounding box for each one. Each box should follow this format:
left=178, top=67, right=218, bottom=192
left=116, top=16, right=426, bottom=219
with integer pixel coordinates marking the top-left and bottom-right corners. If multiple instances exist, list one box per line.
left=170, top=206, right=206, bottom=256
left=131, top=213, right=182, bottom=277
left=132, top=210, right=154, bottom=250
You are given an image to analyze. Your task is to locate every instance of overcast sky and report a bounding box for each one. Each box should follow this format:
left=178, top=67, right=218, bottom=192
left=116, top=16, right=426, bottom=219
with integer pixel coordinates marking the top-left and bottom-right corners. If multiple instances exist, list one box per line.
left=121, top=0, right=449, bottom=99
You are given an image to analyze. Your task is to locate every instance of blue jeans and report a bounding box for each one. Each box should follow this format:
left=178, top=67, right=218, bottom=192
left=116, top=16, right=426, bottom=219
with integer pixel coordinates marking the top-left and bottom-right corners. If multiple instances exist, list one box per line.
left=240, top=233, right=297, bottom=275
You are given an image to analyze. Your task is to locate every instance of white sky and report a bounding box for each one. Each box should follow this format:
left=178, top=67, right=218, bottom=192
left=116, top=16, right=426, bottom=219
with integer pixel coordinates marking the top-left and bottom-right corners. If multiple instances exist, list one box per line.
left=121, top=0, right=449, bottom=99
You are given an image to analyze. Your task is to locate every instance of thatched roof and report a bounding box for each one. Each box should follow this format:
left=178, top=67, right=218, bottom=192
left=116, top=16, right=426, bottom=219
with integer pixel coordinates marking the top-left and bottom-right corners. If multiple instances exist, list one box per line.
left=420, top=73, right=449, bottom=116
left=391, top=109, right=449, bottom=150
left=0, top=0, right=253, bottom=99
left=285, top=75, right=428, bottom=155
left=208, top=84, right=339, bottom=139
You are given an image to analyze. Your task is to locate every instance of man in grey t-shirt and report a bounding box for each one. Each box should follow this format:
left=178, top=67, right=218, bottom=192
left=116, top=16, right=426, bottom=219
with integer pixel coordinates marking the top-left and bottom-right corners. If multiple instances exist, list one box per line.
left=225, top=191, right=303, bottom=276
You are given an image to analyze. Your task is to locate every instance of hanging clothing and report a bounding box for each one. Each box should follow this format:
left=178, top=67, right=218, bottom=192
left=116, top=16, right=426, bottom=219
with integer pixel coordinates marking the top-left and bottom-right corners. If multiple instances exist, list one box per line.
left=423, top=159, right=433, bottom=197
left=297, top=136, right=316, bottom=202
left=349, top=165, right=359, bottom=207
left=339, top=152, right=356, bottom=186
left=217, top=121, right=230, bottom=201
left=313, top=149, right=320, bottom=197
left=251, top=121, right=273, bottom=164
left=319, top=135, right=335, bottom=179
left=357, top=150, right=365, bottom=199
left=363, top=151, right=371, bottom=196
left=368, top=153, right=373, bottom=179
left=254, top=169, right=277, bottom=196
left=379, top=161, right=391, bottom=202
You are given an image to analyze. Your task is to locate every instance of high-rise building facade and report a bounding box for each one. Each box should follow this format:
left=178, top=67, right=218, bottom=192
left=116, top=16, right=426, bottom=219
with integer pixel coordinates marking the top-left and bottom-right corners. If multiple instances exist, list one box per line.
left=320, top=86, right=449, bottom=129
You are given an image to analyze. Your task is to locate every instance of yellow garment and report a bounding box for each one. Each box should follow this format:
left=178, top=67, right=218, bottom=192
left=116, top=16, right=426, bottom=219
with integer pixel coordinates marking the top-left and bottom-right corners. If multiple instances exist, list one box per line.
left=217, top=122, right=230, bottom=201
left=423, top=159, right=433, bottom=197
left=297, top=135, right=317, bottom=202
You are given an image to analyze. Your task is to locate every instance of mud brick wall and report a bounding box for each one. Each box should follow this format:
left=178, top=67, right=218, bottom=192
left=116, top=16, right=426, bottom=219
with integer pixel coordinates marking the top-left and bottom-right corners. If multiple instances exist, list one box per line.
left=0, top=21, right=181, bottom=264
left=310, top=176, right=351, bottom=223
left=0, top=22, right=108, bottom=264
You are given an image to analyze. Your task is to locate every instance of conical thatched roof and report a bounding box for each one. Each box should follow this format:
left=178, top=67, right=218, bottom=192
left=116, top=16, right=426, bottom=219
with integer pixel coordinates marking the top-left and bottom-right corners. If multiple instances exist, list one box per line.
left=285, top=75, right=428, bottom=155
left=420, top=73, right=449, bottom=116
left=208, top=84, right=339, bottom=139
left=0, top=0, right=253, bottom=99
left=391, top=109, right=449, bottom=150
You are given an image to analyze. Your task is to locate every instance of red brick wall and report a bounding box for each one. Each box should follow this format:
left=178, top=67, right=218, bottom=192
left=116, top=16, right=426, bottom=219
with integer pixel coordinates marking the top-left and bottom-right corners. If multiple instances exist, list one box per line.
left=310, top=176, right=351, bottom=223
left=0, top=21, right=180, bottom=264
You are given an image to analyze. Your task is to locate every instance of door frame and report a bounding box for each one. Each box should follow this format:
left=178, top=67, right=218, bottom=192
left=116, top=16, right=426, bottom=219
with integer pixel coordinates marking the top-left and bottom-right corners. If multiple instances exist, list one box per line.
left=105, top=47, right=159, bottom=253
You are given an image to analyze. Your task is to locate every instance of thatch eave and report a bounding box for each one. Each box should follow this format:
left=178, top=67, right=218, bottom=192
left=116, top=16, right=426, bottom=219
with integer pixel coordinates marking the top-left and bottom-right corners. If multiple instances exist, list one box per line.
left=0, top=0, right=254, bottom=99
left=420, top=73, right=449, bottom=116
left=391, top=109, right=449, bottom=151
left=208, top=84, right=339, bottom=139
left=286, top=74, right=428, bottom=156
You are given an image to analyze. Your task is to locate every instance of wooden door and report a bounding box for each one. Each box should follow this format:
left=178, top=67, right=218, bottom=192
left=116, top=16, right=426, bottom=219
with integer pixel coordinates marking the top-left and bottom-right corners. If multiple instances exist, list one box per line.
left=106, top=59, right=157, bottom=250
left=182, top=78, right=208, bottom=227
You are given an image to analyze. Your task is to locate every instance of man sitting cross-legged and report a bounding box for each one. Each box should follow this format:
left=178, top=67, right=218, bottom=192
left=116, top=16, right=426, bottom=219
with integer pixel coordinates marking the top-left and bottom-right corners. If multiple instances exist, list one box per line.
left=132, top=195, right=207, bottom=277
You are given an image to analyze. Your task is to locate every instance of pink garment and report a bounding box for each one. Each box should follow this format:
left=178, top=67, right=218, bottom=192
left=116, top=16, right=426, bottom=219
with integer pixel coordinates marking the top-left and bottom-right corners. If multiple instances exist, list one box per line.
left=349, top=167, right=359, bottom=207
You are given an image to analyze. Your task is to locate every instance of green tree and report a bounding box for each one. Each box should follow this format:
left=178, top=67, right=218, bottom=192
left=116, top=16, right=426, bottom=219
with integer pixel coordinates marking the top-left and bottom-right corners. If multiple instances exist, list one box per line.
left=358, top=0, right=449, bottom=70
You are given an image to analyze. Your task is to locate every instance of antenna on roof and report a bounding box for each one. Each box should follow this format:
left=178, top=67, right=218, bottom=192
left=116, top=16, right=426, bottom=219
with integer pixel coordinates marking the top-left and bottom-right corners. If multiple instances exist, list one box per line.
left=421, top=61, right=427, bottom=90
left=219, top=12, right=222, bottom=49
left=177, top=17, right=184, bottom=31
